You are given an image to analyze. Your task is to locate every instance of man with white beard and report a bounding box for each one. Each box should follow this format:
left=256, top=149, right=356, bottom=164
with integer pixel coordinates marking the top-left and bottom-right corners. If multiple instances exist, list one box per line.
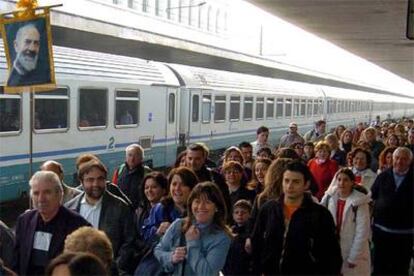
left=7, top=23, right=49, bottom=86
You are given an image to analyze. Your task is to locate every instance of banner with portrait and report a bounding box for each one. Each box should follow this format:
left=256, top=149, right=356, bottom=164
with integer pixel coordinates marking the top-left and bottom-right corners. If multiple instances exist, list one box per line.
left=0, top=9, right=55, bottom=93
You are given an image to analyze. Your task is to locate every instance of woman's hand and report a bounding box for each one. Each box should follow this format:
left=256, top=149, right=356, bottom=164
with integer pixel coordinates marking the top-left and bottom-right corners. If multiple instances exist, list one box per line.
left=156, top=221, right=171, bottom=236
left=244, top=238, right=252, bottom=254
left=185, top=225, right=200, bottom=241
left=171, top=246, right=186, bottom=264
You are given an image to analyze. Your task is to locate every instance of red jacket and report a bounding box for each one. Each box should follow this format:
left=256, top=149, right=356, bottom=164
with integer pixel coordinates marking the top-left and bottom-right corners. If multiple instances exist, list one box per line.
left=308, top=158, right=338, bottom=200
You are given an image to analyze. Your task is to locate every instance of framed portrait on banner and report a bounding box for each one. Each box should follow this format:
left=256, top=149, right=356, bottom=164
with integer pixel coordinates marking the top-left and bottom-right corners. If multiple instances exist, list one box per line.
left=1, top=10, right=55, bottom=92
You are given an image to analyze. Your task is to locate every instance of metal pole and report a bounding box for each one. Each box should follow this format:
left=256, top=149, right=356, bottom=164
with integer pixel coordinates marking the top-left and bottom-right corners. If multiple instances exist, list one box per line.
left=29, top=90, right=33, bottom=209
left=259, top=24, right=263, bottom=56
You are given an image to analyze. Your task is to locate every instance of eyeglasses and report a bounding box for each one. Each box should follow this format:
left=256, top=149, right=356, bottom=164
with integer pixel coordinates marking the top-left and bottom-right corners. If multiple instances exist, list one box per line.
left=295, top=145, right=304, bottom=149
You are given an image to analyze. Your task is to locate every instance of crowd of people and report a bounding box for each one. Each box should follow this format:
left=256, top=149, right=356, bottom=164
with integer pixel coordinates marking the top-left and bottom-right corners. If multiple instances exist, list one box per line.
left=0, top=117, right=413, bottom=276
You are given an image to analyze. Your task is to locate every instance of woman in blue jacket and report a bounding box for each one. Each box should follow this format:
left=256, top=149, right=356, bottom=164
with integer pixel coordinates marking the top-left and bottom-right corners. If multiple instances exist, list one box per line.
left=154, top=182, right=232, bottom=275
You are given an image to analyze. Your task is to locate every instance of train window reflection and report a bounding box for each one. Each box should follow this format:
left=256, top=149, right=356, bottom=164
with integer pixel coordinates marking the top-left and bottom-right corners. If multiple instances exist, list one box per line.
left=300, top=99, right=306, bottom=117
left=307, top=99, right=313, bottom=117
left=79, top=88, right=107, bottom=128
left=115, top=90, right=139, bottom=127
left=214, top=95, right=226, bottom=122
left=34, top=87, right=69, bottom=130
left=192, top=94, right=199, bottom=122
left=0, top=92, right=21, bottom=133
left=202, top=94, right=211, bottom=123
left=230, top=96, right=240, bottom=121
left=266, top=98, right=274, bottom=119
left=313, top=99, right=319, bottom=115
left=243, top=96, right=253, bottom=120
left=256, top=97, right=264, bottom=120
left=168, top=93, right=175, bottom=123
left=285, top=98, right=292, bottom=117
left=327, top=100, right=333, bottom=114
left=276, top=98, right=283, bottom=118
left=293, top=99, right=300, bottom=117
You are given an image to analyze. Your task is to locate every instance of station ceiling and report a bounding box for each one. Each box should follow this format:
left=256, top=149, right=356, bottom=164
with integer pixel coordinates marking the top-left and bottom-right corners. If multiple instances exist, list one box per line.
left=247, top=0, right=414, bottom=83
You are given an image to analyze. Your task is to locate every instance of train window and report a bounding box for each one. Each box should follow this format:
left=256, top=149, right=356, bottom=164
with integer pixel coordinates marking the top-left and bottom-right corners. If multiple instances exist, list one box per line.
left=300, top=99, right=306, bottom=117
left=214, top=95, right=226, bottom=122
left=350, top=101, right=355, bottom=112
left=142, top=0, right=148, bottom=12
left=115, top=90, right=139, bottom=127
left=202, top=94, right=211, bottom=123
left=0, top=91, right=21, bottom=133
left=319, top=100, right=323, bottom=115
left=306, top=99, right=313, bottom=117
left=243, top=96, right=253, bottom=120
left=168, top=93, right=175, bottom=123
left=34, top=87, right=69, bottom=131
left=276, top=98, right=284, bottom=118
left=230, top=96, right=240, bottom=121
left=285, top=98, right=292, bottom=117
left=266, top=98, right=274, bottom=119
left=79, top=88, right=107, bottom=128
left=293, top=99, right=300, bottom=117
left=256, top=97, right=264, bottom=120
left=327, top=100, right=332, bottom=114
left=313, top=99, right=319, bottom=115
left=192, top=94, right=199, bottom=122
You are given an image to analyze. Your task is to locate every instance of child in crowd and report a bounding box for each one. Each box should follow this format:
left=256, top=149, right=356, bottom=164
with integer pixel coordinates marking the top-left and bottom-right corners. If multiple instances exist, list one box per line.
left=223, top=200, right=253, bottom=275
left=303, top=142, right=315, bottom=162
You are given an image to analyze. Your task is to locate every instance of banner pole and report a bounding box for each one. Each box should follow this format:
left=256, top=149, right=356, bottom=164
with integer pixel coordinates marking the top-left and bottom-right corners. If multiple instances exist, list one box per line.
left=29, top=89, right=33, bottom=209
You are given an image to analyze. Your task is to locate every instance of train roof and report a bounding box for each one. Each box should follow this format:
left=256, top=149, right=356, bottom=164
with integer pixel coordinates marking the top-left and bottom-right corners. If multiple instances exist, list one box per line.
left=168, top=63, right=414, bottom=103
left=0, top=42, right=180, bottom=87
left=166, top=63, right=323, bottom=97
left=322, top=86, right=414, bottom=104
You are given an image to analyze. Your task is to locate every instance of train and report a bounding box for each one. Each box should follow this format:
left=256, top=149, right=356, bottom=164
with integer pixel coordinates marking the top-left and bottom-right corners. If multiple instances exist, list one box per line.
left=1, top=43, right=414, bottom=203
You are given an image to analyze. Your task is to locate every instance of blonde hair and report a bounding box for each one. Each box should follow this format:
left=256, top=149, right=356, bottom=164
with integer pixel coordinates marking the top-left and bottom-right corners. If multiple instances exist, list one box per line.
left=64, top=226, right=113, bottom=269
left=314, top=141, right=331, bottom=153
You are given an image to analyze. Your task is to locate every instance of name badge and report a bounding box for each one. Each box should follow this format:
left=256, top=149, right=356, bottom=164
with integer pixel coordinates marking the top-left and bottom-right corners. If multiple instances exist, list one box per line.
left=33, top=231, right=52, bottom=251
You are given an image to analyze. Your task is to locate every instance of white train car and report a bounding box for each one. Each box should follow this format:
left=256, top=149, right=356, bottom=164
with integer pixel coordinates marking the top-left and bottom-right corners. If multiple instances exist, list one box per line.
left=1, top=45, right=414, bottom=203
left=0, top=44, right=180, bottom=202
left=168, top=63, right=325, bottom=149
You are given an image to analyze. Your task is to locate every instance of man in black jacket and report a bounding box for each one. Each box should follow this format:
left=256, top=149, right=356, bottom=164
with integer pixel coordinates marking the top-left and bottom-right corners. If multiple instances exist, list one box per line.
left=112, top=143, right=151, bottom=210
left=251, top=161, right=342, bottom=275
left=186, top=143, right=231, bottom=213
left=65, top=159, right=140, bottom=274
left=13, top=171, right=90, bottom=275
left=371, top=147, right=413, bottom=275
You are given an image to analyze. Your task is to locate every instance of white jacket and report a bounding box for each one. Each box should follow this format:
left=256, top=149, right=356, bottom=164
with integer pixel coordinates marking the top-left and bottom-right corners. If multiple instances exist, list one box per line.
left=327, top=168, right=377, bottom=196
left=320, top=188, right=372, bottom=276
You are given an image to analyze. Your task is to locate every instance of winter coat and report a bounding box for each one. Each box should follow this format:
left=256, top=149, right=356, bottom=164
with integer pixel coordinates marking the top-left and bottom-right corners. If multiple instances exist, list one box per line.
left=154, top=218, right=231, bottom=276
left=327, top=168, right=376, bottom=196
left=320, top=188, right=372, bottom=275
left=308, top=158, right=339, bottom=200
left=251, top=193, right=342, bottom=275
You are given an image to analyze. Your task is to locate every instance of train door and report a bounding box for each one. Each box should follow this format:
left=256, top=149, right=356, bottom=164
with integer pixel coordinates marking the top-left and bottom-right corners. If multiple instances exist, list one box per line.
left=165, top=88, right=179, bottom=165
left=188, top=89, right=201, bottom=144
left=200, top=90, right=214, bottom=145
left=188, top=89, right=213, bottom=145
